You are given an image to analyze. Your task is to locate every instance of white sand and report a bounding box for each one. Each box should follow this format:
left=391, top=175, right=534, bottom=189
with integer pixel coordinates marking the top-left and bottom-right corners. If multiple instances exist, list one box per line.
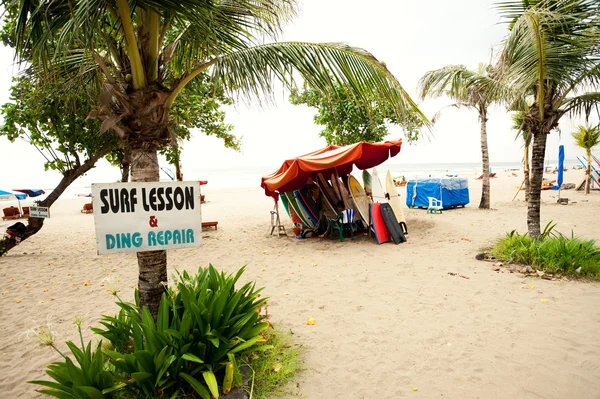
left=1, top=171, right=599, bottom=398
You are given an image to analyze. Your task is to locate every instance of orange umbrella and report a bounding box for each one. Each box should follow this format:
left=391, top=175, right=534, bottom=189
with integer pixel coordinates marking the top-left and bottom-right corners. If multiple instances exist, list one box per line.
left=261, top=140, right=402, bottom=199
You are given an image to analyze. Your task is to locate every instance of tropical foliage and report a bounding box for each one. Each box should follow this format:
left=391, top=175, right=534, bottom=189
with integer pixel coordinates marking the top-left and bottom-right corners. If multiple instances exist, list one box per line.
left=572, top=125, right=600, bottom=194
left=30, top=265, right=273, bottom=398
left=9, top=0, right=427, bottom=315
left=289, top=84, right=424, bottom=146
left=491, top=229, right=600, bottom=279
left=496, top=0, right=600, bottom=237
left=419, top=63, right=508, bottom=209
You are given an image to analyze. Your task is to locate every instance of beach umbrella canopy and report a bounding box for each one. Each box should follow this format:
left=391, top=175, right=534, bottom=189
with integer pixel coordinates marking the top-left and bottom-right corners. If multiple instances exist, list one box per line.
left=13, top=189, right=45, bottom=197
left=261, top=140, right=402, bottom=199
left=0, top=189, right=27, bottom=201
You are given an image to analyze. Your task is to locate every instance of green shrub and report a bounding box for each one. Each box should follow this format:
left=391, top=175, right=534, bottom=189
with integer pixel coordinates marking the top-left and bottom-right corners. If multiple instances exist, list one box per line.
left=491, top=230, right=600, bottom=279
left=30, top=265, right=273, bottom=398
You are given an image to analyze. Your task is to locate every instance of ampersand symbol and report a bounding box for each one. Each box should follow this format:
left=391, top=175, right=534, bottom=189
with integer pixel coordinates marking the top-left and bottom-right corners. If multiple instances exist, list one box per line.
left=149, top=216, right=158, bottom=228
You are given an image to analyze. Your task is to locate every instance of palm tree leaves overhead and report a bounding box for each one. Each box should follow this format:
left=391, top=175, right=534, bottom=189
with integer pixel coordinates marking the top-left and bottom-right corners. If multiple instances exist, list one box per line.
left=496, top=0, right=600, bottom=118
left=205, top=42, right=425, bottom=122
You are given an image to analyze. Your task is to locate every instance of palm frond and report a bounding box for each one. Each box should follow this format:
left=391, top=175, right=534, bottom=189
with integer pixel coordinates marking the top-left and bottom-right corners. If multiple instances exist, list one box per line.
left=563, top=93, right=600, bottom=121
left=572, top=125, right=600, bottom=151
left=195, top=42, right=429, bottom=127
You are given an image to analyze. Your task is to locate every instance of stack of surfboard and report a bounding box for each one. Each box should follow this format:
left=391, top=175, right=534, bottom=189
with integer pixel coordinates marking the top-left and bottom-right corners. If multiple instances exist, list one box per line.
left=363, top=168, right=408, bottom=245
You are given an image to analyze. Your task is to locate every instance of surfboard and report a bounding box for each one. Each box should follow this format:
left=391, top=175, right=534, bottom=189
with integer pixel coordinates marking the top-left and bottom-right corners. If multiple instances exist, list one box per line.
left=370, top=202, right=390, bottom=244
left=371, top=168, right=387, bottom=203
left=297, top=186, right=319, bottom=222
left=316, top=173, right=340, bottom=214
left=380, top=203, right=407, bottom=244
left=280, top=194, right=291, bottom=217
left=385, top=170, right=408, bottom=234
left=363, top=170, right=373, bottom=197
left=284, top=192, right=313, bottom=228
left=294, top=190, right=318, bottom=226
left=348, top=175, right=370, bottom=226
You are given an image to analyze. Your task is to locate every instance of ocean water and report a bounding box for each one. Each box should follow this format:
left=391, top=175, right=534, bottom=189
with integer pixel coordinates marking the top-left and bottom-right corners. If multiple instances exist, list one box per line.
left=39, top=159, right=583, bottom=198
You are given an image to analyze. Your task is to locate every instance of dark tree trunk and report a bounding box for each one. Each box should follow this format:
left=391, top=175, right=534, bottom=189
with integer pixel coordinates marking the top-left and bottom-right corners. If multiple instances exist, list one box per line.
left=130, top=147, right=167, bottom=317
left=585, top=148, right=592, bottom=195
left=478, top=108, right=490, bottom=209
left=524, top=144, right=530, bottom=203
left=121, top=150, right=131, bottom=183
left=527, top=130, right=548, bottom=238
left=0, top=150, right=108, bottom=255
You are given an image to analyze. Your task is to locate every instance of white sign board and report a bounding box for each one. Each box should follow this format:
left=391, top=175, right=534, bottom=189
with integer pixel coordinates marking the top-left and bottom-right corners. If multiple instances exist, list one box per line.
left=29, top=206, right=50, bottom=218
left=92, top=181, right=202, bottom=255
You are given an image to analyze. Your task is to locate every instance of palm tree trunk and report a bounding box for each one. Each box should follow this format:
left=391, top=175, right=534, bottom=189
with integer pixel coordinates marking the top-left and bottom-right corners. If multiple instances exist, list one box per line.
left=524, top=145, right=530, bottom=202
left=130, top=148, right=167, bottom=317
left=585, top=148, right=592, bottom=195
left=527, top=130, right=548, bottom=238
left=478, top=109, right=490, bottom=209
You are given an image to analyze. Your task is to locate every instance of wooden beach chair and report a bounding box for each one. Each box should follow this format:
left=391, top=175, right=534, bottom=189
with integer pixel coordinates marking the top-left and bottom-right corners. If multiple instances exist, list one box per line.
left=2, top=206, right=20, bottom=220
left=202, top=221, right=218, bottom=230
left=81, top=203, right=93, bottom=214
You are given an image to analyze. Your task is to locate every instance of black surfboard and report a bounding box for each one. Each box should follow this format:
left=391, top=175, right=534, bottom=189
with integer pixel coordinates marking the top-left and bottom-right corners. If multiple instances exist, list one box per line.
left=380, top=203, right=407, bottom=244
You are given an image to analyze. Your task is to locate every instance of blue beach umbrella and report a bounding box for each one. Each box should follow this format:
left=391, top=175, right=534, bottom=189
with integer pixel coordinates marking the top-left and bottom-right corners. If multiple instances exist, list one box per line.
left=551, top=146, right=564, bottom=190
left=0, top=189, right=26, bottom=201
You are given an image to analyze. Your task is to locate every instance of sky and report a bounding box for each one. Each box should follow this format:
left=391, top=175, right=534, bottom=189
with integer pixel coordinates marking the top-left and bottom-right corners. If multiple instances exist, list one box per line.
left=0, top=0, right=594, bottom=189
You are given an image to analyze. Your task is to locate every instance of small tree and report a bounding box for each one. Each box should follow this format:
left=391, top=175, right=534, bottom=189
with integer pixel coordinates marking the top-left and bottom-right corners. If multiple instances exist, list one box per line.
left=572, top=125, right=600, bottom=194
left=419, top=63, right=507, bottom=209
left=289, top=85, right=423, bottom=145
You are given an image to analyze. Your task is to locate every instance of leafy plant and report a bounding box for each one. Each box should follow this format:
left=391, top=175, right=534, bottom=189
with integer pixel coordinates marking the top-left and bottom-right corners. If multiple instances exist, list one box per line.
left=31, top=265, right=274, bottom=398
left=491, top=230, right=600, bottom=279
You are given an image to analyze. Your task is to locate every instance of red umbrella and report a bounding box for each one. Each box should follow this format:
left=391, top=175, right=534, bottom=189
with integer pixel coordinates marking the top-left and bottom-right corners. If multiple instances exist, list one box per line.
left=261, top=140, right=402, bottom=200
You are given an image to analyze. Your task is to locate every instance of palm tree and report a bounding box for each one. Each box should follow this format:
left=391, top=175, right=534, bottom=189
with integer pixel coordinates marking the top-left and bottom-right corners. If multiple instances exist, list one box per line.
left=572, top=125, right=600, bottom=194
left=496, top=0, right=600, bottom=237
left=419, top=63, right=505, bottom=209
left=13, top=0, right=428, bottom=316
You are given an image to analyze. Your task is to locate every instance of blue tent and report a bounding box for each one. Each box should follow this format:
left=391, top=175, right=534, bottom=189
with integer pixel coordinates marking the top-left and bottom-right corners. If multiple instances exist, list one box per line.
left=406, top=178, right=470, bottom=209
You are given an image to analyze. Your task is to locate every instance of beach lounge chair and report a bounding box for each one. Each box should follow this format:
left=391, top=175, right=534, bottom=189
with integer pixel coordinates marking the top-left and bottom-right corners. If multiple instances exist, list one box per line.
left=81, top=203, right=93, bottom=214
left=202, top=221, right=218, bottom=230
left=427, top=197, right=443, bottom=214
left=328, top=208, right=354, bottom=242
left=2, top=206, right=21, bottom=220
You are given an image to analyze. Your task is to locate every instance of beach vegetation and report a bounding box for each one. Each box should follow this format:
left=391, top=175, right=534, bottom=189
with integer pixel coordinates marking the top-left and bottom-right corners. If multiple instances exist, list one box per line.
left=9, top=0, right=428, bottom=316
left=491, top=229, right=600, bottom=279
left=496, top=0, right=600, bottom=237
left=29, top=265, right=299, bottom=398
left=289, top=83, right=424, bottom=145
left=246, top=326, right=302, bottom=399
left=572, top=125, right=600, bottom=195
left=419, top=63, right=511, bottom=210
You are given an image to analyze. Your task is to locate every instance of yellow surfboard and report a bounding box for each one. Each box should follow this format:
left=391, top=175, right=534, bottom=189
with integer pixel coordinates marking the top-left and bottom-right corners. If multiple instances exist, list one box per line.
left=385, top=170, right=407, bottom=227
left=348, top=174, right=370, bottom=226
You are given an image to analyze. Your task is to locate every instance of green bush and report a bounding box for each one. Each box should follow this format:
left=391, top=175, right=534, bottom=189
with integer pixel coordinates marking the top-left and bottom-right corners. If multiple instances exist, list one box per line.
left=30, top=265, right=272, bottom=398
left=491, top=230, right=600, bottom=279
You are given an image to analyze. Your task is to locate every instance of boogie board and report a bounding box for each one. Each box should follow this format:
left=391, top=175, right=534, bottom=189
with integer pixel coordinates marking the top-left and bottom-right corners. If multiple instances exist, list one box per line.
left=363, top=170, right=373, bottom=197
left=294, top=190, right=318, bottom=226
left=370, top=202, right=390, bottom=244
left=385, top=170, right=408, bottom=234
left=380, top=203, right=407, bottom=244
left=348, top=175, right=370, bottom=226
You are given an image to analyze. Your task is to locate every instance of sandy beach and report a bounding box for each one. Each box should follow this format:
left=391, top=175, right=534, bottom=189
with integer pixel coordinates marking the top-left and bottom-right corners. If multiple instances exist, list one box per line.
left=1, top=170, right=599, bottom=399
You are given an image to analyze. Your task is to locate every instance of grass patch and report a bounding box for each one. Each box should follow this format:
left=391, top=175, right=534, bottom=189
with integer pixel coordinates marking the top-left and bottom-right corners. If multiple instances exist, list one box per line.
left=247, top=326, right=303, bottom=399
left=490, top=230, right=600, bottom=279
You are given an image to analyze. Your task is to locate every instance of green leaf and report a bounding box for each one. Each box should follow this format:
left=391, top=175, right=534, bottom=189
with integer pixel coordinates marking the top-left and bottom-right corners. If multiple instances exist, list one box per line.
left=76, top=386, right=105, bottom=399
left=180, top=372, right=210, bottom=399
left=131, top=372, right=153, bottom=383
left=182, top=353, right=204, bottom=364
left=36, top=389, right=77, bottom=399
left=202, top=370, right=220, bottom=399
